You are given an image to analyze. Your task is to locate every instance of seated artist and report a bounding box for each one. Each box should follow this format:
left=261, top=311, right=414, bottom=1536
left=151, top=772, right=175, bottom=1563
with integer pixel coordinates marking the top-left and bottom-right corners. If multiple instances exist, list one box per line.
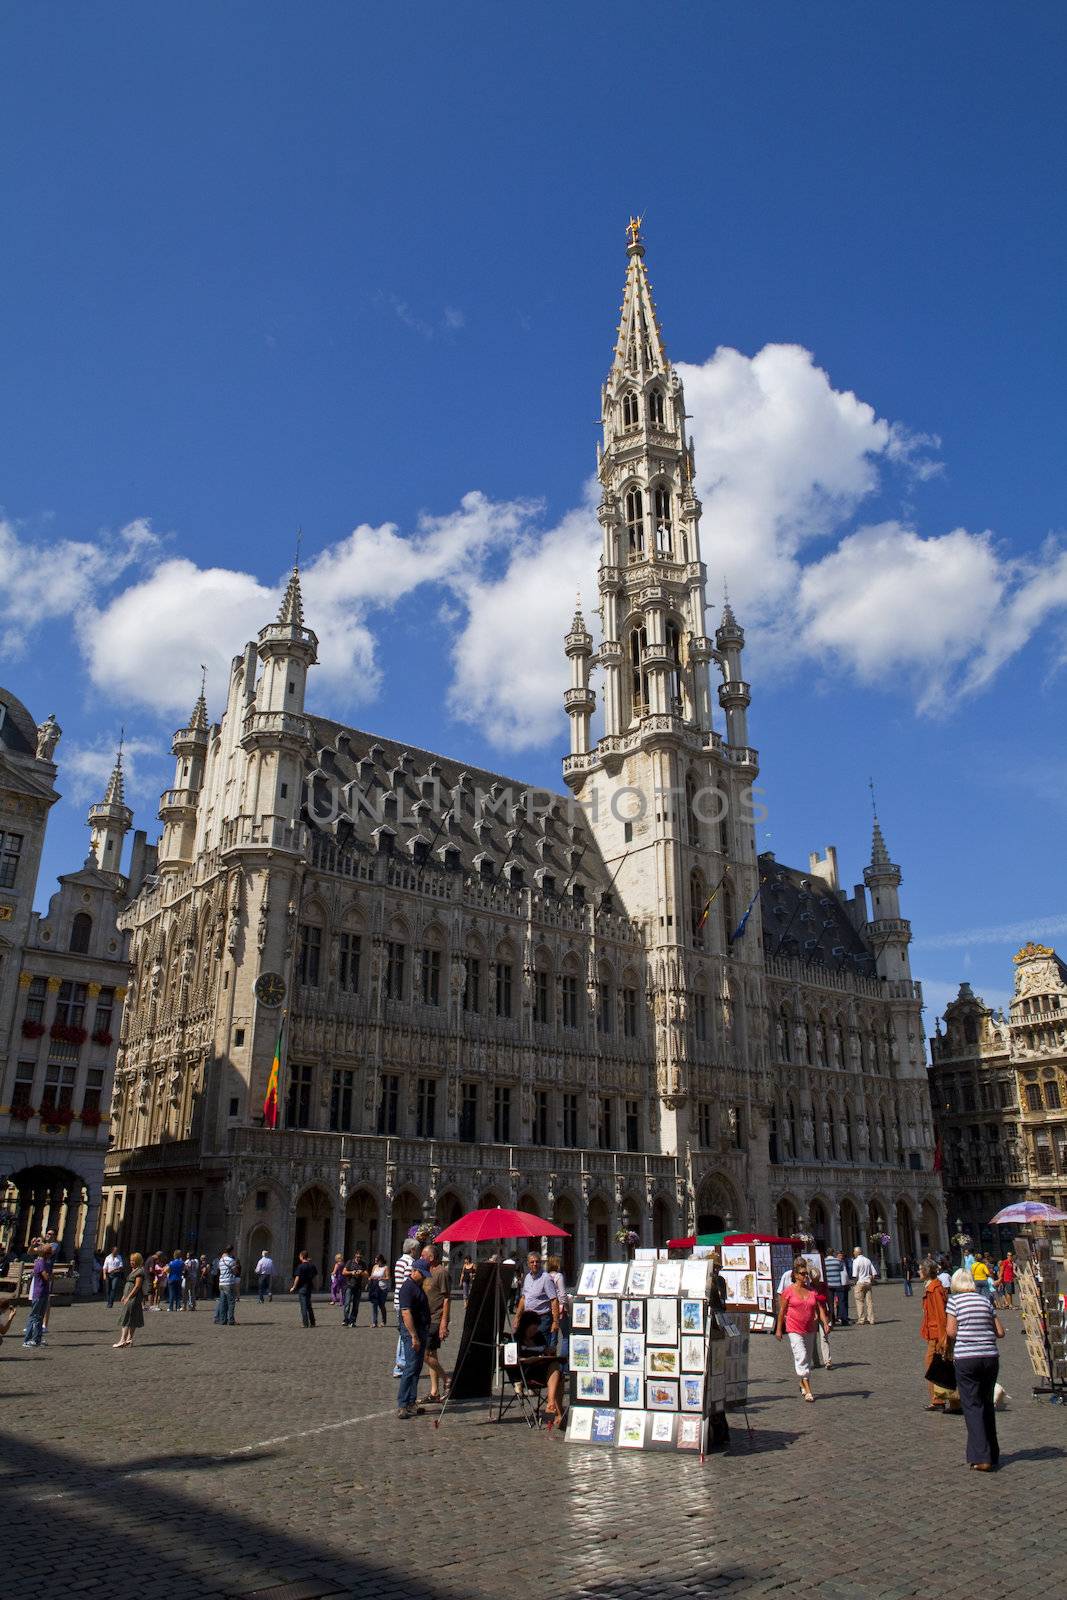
left=512, top=1309, right=566, bottom=1424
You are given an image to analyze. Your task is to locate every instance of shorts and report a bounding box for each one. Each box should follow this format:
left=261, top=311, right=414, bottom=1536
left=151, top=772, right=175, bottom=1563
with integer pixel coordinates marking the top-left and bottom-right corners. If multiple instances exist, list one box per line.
left=428, top=1329, right=442, bottom=1353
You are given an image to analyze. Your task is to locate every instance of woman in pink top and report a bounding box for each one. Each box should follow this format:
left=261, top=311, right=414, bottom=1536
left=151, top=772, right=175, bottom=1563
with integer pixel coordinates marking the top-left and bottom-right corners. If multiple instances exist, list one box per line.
left=775, top=1258, right=831, bottom=1402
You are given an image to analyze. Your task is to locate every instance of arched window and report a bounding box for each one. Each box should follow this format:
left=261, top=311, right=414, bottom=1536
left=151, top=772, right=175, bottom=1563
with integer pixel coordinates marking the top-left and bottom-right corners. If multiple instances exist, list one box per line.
left=653, top=485, right=673, bottom=554
left=826, top=1104, right=837, bottom=1160
left=625, top=487, right=644, bottom=556
left=787, top=1097, right=797, bottom=1157
left=629, top=626, right=649, bottom=715
left=622, top=390, right=639, bottom=428
left=685, top=771, right=700, bottom=848
left=665, top=620, right=682, bottom=711
left=648, top=388, right=665, bottom=426
left=722, top=881, right=736, bottom=953
left=780, top=1009, right=792, bottom=1063
left=70, top=912, right=92, bottom=954
left=690, top=869, right=707, bottom=949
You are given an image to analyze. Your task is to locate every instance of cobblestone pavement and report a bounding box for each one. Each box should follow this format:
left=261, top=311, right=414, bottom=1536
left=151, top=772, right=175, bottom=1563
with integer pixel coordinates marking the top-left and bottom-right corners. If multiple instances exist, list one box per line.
left=2, top=1286, right=1065, bottom=1599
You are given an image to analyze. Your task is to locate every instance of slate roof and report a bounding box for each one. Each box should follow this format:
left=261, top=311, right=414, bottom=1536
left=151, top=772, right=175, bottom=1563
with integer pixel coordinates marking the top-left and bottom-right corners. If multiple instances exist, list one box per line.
left=304, top=717, right=617, bottom=901
left=758, top=852, right=877, bottom=978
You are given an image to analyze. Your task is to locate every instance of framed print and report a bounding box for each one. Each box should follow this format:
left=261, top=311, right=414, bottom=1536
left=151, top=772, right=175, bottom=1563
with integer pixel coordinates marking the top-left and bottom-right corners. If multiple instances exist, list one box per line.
left=676, top=1415, right=706, bottom=1451
left=590, top=1407, right=617, bottom=1445
left=593, top=1299, right=618, bottom=1335
left=646, top=1345, right=680, bottom=1378
left=576, top=1371, right=612, bottom=1402
left=626, top=1262, right=654, bottom=1296
left=568, top=1406, right=594, bottom=1442
left=601, top=1262, right=627, bottom=1296
left=680, top=1299, right=704, bottom=1335
left=646, top=1379, right=679, bottom=1411
left=680, top=1374, right=705, bottom=1412
left=620, top=1333, right=645, bottom=1372
left=569, top=1335, right=593, bottom=1372
left=646, top=1297, right=678, bottom=1344
left=593, top=1335, right=618, bottom=1373
left=571, top=1299, right=591, bottom=1331
left=578, top=1263, right=604, bottom=1296
left=681, top=1259, right=711, bottom=1298
left=622, top=1299, right=644, bottom=1333
left=617, top=1410, right=647, bottom=1449
left=681, top=1335, right=705, bottom=1373
left=652, top=1260, right=682, bottom=1297
left=721, top=1269, right=757, bottom=1307
left=620, top=1372, right=643, bottom=1408
left=720, top=1245, right=751, bottom=1272
left=647, top=1412, right=676, bottom=1448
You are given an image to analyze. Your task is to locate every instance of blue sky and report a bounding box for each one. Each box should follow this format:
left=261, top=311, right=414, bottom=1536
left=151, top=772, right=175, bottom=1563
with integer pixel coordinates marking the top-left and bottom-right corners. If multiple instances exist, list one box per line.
left=2, top=3, right=1065, bottom=1031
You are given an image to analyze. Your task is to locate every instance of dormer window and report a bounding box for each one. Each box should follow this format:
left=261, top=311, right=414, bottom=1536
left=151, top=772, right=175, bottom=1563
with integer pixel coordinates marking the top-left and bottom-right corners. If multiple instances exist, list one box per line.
left=648, top=388, right=665, bottom=426
left=622, top=391, right=639, bottom=428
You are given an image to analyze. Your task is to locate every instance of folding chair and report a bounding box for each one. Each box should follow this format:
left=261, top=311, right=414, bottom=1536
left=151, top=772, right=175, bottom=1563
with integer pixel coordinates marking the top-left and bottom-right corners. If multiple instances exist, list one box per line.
left=492, top=1349, right=548, bottom=1427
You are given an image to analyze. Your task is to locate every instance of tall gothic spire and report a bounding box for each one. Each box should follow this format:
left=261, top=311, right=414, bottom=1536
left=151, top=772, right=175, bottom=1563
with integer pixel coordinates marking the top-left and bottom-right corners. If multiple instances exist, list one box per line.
left=88, top=737, right=133, bottom=874
left=277, top=562, right=305, bottom=628
left=102, top=744, right=126, bottom=808
left=610, top=215, right=669, bottom=382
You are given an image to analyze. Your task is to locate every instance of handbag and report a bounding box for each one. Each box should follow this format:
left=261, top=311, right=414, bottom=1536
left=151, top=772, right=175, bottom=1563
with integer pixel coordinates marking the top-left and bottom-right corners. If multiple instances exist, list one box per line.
left=925, top=1349, right=957, bottom=1390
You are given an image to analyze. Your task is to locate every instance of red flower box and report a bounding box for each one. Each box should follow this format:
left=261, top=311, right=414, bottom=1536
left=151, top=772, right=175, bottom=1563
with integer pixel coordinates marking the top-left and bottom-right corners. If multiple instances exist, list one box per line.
left=9, top=1102, right=36, bottom=1122
left=50, top=1021, right=88, bottom=1046
left=79, top=1106, right=104, bottom=1128
left=40, top=1103, right=75, bottom=1128
left=21, top=1019, right=46, bottom=1039
left=91, top=1029, right=113, bottom=1047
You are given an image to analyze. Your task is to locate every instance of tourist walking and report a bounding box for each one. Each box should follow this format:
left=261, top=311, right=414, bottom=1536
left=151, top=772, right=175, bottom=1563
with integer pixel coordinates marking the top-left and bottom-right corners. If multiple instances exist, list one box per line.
left=290, top=1251, right=318, bottom=1326
left=808, top=1261, right=833, bottom=1369
left=342, top=1252, right=368, bottom=1326
left=368, top=1255, right=390, bottom=1325
left=946, top=1268, right=1005, bottom=1470
left=902, top=1255, right=915, bottom=1297
left=396, top=1257, right=432, bottom=1418
left=197, top=1256, right=210, bottom=1300
left=546, top=1254, right=569, bottom=1358
left=183, top=1253, right=199, bottom=1310
left=256, top=1249, right=275, bottom=1303
left=851, top=1247, right=878, bottom=1324
left=971, top=1253, right=995, bottom=1300
left=214, top=1246, right=239, bottom=1325
left=166, top=1250, right=185, bottom=1311
left=996, top=1251, right=1015, bottom=1309
left=329, top=1254, right=345, bottom=1306
left=775, top=1258, right=829, bottom=1402
left=460, top=1255, right=476, bottom=1303
left=392, top=1237, right=417, bottom=1376
left=918, top=1258, right=960, bottom=1412
left=823, top=1250, right=847, bottom=1326
left=21, top=1243, right=53, bottom=1348
left=102, top=1246, right=125, bottom=1310
left=114, top=1252, right=147, bottom=1349
left=422, top=1245, right=451, bottom=1402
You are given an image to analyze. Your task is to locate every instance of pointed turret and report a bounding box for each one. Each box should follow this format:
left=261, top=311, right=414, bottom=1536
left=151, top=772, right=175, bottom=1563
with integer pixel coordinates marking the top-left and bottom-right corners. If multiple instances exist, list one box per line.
left=276, top=563, right=305, bottom=629
left=158, top=683, right=212, bottom=873
left=715, top=592, right=751, bottom=749
left=610, top=216, right=670, bottom=382
left=863, top=793, right=911, bottom=980
left=88, top=744, right=133, bottom=876
left=563, top=595, right=595, bottom=757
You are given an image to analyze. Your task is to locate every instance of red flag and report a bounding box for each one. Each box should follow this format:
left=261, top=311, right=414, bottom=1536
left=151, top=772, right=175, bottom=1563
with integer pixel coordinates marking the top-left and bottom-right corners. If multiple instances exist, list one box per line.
left=933, top=1134, right=943, bottom=1173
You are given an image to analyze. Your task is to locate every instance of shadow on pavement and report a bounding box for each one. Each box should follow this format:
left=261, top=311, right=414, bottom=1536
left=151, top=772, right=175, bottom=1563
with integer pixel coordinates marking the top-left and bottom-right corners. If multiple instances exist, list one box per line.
left=0, top=1429, right=458, bottom=1600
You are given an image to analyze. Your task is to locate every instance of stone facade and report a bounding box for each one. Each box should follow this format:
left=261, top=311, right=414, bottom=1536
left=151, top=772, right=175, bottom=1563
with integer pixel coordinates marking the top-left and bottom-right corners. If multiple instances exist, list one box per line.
left=930, top=945, right=1067, bottom=1256
left=102, top=224, right=945, bottom=1278
left=0, top=689, right=140, bottom=1290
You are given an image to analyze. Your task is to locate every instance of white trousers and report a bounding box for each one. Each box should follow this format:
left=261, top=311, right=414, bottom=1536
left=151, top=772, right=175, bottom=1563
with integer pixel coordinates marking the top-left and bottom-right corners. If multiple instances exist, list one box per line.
left=788, top=1331, right=814, bottom=1378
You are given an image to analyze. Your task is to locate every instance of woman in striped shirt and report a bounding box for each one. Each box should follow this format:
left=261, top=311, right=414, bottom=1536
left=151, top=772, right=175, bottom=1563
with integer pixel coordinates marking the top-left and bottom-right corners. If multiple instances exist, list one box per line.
left=946, top=1269, right=1005, bottom=1471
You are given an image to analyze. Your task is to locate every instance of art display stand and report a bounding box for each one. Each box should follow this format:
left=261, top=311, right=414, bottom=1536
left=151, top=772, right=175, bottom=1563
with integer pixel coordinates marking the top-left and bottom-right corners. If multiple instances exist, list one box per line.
left=438, top=1260, right=517, bottom=1417
left=1013, top=1235, right=1067, bottom=1402
left=564, top=1255, right=745, bottom=1457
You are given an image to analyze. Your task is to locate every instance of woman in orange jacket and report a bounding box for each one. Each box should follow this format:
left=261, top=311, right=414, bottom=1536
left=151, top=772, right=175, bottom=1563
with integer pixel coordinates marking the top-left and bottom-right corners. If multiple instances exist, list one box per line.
left=919, top=1257, right=959, bottom=1412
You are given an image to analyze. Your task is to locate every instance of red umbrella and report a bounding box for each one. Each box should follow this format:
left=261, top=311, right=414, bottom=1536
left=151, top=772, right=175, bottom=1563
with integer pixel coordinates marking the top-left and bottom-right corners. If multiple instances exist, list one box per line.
left=435, top=1206, right=569, bottom=1243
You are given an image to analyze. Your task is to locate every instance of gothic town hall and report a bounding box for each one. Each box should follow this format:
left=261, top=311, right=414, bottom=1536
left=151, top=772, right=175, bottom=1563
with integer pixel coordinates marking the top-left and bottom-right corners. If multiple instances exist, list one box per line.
left=103, top=225, right=946, bottom=1277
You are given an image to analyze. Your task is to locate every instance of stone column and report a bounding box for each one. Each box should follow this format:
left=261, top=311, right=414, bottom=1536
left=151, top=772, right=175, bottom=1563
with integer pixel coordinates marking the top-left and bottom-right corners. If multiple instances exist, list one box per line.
left=78, top=1190, right=102, bottom=1294
left=328, top=1202, right=346, bottom=1272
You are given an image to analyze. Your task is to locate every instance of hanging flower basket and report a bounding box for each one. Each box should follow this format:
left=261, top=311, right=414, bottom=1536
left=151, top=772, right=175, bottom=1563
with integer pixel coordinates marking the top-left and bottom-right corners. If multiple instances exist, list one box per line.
left=869, top=1231, right=891, bottom=1249
left=406, top=1223, right=437, bottom=1245
left=91, top=1029, right=113, bottom=1047
left=615, top=1228, right=640, bottom=1247
left=50, top=1022, right=88, bottom=1046
left=21, top=1019, right=46, bottom=1039
left=9, top=1102, right=36, bottom=1122
left=79, top=1106, right=104, bottom=1128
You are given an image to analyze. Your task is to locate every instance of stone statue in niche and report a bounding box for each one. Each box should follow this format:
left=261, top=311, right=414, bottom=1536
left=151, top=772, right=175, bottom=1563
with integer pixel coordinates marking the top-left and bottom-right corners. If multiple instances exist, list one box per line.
left=35, top=713, right=61, bottom=761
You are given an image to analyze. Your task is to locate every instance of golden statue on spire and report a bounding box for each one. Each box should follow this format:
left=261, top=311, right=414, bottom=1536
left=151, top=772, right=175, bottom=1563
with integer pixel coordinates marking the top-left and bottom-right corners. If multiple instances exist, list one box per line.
left=626, top=214, right=644, bottom=250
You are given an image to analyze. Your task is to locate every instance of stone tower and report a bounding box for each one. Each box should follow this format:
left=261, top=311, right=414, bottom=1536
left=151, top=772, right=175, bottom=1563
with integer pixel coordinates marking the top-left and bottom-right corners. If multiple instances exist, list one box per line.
left=157, top=686, right=210, bottom=873
left=563, top=220, right=765, bottom=1179
left=87, top=746, right=133, bottom=877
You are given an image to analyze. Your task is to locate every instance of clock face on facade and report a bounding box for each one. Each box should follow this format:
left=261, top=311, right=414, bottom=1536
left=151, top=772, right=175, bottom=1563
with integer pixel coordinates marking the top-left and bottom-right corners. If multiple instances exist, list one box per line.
left=255, top=972, right=286, bottom=1008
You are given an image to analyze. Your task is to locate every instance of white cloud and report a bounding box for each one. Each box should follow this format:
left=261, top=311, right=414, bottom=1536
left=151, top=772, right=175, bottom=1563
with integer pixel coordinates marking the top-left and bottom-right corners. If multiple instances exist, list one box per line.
left=913, top=912, right=1067, bottom=950
left=0, top=516, right=155, bottom=656
left=61, top=734, right=165, bottom=806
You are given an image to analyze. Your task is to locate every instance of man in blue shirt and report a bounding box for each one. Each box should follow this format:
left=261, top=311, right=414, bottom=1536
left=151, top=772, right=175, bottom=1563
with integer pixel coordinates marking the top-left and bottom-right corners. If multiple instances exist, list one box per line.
left=22, top=1244, right=53, bottom=1348
left=397, top=1258, right=432, bottom=1418
left=166, top=1251, right=185, bottom=1312
left=823, top=1251, right=849, bottom=1326
left=513, top=1251, right=561, bottom=1348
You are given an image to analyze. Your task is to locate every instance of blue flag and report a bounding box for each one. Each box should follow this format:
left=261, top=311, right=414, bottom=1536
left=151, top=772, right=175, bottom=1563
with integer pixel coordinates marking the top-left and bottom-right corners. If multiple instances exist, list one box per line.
left=729, top=888, right=760, bottom=945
